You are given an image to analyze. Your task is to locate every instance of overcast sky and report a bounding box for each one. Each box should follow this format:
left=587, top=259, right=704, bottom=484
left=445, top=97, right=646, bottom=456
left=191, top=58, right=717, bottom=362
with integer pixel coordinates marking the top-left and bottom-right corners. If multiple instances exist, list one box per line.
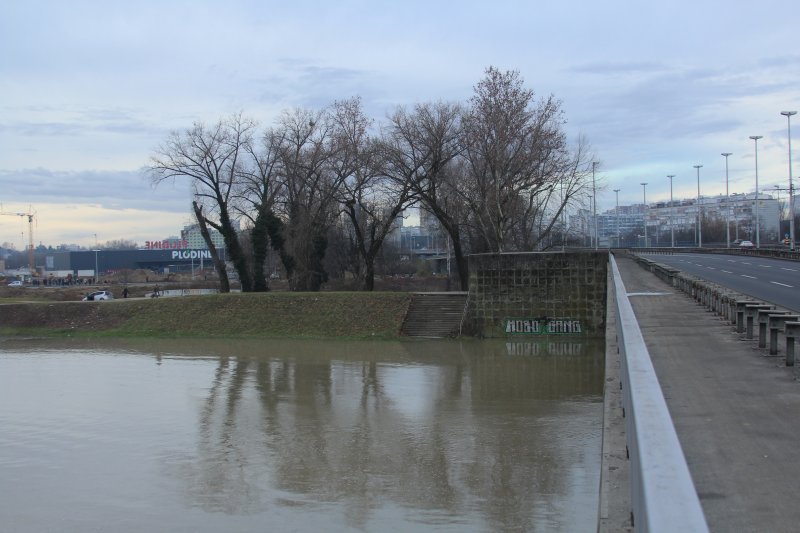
left=1, top=0, right=798, bottom=248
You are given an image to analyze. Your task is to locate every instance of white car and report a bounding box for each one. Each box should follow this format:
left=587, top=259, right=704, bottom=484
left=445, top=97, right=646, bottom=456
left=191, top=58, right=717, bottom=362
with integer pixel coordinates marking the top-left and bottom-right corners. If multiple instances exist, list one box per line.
left=739, top=240, right=754, bottom=248
left=82, top=290, right=113, bottom=301
left=7, top=280, right=23, bottom=287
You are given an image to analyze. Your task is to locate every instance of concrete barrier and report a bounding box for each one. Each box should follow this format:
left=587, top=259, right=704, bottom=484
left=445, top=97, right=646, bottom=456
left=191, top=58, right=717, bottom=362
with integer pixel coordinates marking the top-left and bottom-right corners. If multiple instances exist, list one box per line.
left=734, top=300, right=758, bottom=333
left=631, top=253, right=800, bottom=364
left=758, top=310, right=790, bottom=349
left=768, top=314, right=800, bottom=355
left=746, top=304, right=774, bottom=340
left=785, top=322, right=800, bottom=366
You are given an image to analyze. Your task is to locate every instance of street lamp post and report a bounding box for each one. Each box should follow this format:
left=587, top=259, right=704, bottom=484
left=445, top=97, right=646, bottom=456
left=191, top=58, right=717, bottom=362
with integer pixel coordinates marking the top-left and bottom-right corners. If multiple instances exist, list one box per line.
left=782, top=111, right=797, bottom=251
left=614, top=188, right=621, bottom=247
left=587, top=195, right=593, bottom=246
left=592, top=161, right=598, bottom=250
left=667, top=175, right=675, bottom=247
left=722, top=153, right=732, bottom=248
left=694, top=165, right=703, bottom=248
left=93, top=249, right=99, bottom=285
left=641, top=182, right=648, bottom=247
left=750, top=135, right=763, bottom=248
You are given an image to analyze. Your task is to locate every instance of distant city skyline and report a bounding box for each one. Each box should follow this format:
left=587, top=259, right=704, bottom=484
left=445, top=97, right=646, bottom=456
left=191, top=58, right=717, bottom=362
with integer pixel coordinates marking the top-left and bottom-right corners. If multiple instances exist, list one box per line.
left=1, top=188, right=795, bottom=251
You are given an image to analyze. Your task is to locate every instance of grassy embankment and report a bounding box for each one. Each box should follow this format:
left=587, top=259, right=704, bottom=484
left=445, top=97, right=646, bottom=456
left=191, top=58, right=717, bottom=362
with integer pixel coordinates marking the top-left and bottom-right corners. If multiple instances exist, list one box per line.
left=0, top=292, right=413, bottom=340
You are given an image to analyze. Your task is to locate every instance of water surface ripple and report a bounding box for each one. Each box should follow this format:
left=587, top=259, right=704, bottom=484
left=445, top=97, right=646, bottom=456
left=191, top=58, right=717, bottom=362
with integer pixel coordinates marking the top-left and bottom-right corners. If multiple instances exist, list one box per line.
left=0, top=337, right=603, bottom=532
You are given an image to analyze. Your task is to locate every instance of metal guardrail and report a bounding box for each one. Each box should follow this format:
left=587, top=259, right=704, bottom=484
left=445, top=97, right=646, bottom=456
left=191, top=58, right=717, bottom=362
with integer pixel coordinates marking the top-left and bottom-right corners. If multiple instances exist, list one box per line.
left=630, top=251, right=800, bottom=366
left=609, top=254, right=709, bottom=532
left=626, top=246, right=800, bottom=261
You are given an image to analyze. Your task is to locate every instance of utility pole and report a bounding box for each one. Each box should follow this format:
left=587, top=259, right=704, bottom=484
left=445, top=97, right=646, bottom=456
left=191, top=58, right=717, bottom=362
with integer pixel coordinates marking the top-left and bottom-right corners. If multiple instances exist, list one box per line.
left=641, top=182, right=648, bottom=247
left=694, top=165, right=703, bottom=248
left=592, top=161, right=598, bottom=250
left=750, top=136, right=763, bottom=248
left=722, top=153, right=732, bottom=248
left=667, top=175, right=675, bottom=248
left=613, top=189, right=621, bottom=247
left=781, top=111, right=797, bottom=250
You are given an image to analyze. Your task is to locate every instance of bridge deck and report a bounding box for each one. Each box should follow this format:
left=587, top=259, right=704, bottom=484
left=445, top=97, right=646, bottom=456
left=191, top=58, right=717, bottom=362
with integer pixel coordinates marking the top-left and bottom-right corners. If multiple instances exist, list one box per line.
left=615, top=254, right=800, bottom=532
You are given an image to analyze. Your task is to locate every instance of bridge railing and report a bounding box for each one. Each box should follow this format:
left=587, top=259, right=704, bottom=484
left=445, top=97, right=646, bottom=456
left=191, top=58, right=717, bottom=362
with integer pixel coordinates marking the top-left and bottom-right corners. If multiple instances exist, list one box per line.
left=625, top=246, right=800, bottom=261
left=609, top=253, right=709, bottom=532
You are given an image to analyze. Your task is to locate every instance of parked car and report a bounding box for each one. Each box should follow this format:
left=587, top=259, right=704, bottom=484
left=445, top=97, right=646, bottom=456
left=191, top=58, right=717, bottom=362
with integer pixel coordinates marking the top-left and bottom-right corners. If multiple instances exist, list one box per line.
left=82, top=290, right=113, bottom=301
left=739, top=240, right=754, bottom=248
left=7, top=280, right=23, bottom=287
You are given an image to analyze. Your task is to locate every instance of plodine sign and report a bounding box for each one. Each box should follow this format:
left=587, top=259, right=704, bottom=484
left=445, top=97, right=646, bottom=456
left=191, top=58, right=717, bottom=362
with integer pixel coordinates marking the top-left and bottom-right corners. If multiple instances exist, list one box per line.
left=171, top=250, right=212, bottom=260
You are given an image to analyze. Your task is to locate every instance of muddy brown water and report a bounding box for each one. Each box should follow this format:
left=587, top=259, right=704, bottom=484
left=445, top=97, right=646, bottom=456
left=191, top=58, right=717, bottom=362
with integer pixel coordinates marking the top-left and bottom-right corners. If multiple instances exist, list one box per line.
left=0, top=337, right=604, bottom=532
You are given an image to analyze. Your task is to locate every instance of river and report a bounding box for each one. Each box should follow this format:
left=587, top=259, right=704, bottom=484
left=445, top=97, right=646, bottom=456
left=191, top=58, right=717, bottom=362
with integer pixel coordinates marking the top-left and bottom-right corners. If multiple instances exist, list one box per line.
left=0, top=337, right=604, bottom=532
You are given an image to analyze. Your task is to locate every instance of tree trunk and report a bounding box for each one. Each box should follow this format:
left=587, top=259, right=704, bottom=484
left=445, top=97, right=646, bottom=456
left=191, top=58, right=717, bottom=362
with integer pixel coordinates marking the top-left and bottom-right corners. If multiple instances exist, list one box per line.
left=308, top=231, right=328, bottom=291
left=218, top=207, right=253, bottom=292
left=251, top=208, right=270, bottom=292
left=362, top=255, right=375, bottom=291
left=264, top=211, right=293, bottom=286
left=428, top=208, right=469, bottom=291
left=193, top=201, right=230, bottom=293
left=451, top=233, right=469, bottom=291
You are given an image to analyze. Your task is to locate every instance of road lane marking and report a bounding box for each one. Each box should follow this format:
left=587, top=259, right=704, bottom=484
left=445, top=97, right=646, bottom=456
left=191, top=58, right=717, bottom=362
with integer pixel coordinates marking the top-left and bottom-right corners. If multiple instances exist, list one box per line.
left=759, top=265, right=772, bottom=268
left=742, top=262, right=752, bottom=265
left=781, top=267, right=798, bottom=272
left=721, top=270, right=732, bottom=273
left=627, top=292, right=672, bottom=296
left=741, top=274, right=757, bottom=279
left=771, top=281, right=794, bottom=288
left=707, top=266, right=716, bottom=270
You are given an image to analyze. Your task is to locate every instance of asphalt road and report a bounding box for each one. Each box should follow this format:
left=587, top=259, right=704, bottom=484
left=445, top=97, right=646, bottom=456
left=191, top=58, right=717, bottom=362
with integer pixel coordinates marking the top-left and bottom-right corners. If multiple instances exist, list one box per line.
left=643, top=252, right=800, bottom=312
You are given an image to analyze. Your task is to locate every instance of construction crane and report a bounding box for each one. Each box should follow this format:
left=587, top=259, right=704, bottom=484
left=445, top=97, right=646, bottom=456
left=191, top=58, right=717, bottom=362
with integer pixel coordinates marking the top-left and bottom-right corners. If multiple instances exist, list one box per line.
left=0, top=209, right=35, bottom=272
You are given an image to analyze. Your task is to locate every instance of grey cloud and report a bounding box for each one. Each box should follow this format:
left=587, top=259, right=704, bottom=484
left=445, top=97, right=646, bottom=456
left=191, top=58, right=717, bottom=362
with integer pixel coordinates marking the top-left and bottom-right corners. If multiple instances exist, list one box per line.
left=1, top=106, right=167, bottom=138
left=757, top=55, right=800, bottom=69
left=0, top=168, right=191, bottom=213
left=559, top=59, right=798, bottom=180
left=568, top=61, right=668, bottom=75
left=251, top=60, right=378, bottom=108
left=78, top=108, right=161, bottom=134
left=570, top=60, right=791, bottom=146
left=5, top=122, right=86, bottom=137
left=296, top=64, right=364, bottom=85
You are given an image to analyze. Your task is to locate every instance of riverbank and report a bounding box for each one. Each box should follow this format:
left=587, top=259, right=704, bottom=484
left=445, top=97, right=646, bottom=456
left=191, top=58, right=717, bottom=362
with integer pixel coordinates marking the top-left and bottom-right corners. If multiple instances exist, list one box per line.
left=0, top=292, right=413, bottom=340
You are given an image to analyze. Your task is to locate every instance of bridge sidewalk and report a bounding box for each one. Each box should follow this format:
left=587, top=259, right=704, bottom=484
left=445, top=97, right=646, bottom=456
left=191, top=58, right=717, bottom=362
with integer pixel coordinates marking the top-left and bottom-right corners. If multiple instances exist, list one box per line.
left=615, top=254, right=800, bottom=533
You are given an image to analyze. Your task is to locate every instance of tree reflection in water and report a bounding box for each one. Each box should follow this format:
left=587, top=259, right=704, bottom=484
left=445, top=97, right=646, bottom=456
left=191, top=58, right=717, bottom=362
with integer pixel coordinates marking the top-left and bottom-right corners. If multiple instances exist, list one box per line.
left=156, top=338, right=603, bottom=531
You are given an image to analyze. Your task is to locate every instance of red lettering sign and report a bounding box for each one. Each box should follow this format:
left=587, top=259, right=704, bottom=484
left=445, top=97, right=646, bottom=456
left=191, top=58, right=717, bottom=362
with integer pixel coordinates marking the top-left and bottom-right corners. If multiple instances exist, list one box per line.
left=145, top=240, right=188, bottom=250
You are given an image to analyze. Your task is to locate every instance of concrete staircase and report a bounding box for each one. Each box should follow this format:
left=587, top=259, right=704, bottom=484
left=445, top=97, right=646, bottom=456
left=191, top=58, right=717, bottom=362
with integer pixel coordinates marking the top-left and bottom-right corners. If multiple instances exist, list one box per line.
left=401, top=292, right=469, bottom=338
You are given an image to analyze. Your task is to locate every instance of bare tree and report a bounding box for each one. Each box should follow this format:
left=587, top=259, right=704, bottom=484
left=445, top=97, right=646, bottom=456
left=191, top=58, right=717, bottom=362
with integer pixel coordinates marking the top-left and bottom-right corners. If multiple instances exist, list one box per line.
left=148, top=68, right=595, bottom=293
left=383, top=102, right=469, bottom=290
left=236, top=127, right=287, bottom=291
left=98, top=239, right=139, bottom=250
left=272, top=107, right=345, bottom=291
left=518, top=135, right=595, bottom=250
left=332, top=97, right=414, bottom=291
left=460, top=67, right=593, bottom=252
left=149, top=114, right=256, bottom=292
